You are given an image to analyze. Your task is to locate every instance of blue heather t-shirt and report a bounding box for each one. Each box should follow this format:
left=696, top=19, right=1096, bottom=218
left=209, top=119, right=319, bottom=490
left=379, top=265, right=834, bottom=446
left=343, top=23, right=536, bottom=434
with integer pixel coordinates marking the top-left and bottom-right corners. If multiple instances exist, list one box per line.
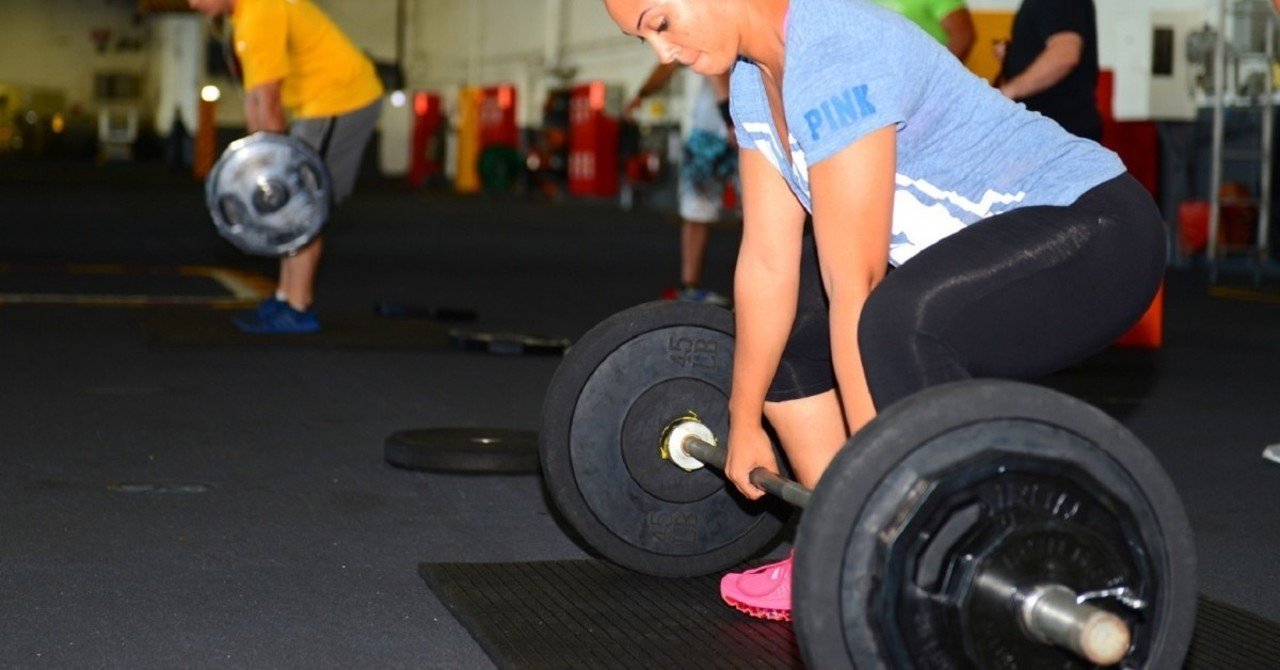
left=730, top=0, right=1126, bottom=266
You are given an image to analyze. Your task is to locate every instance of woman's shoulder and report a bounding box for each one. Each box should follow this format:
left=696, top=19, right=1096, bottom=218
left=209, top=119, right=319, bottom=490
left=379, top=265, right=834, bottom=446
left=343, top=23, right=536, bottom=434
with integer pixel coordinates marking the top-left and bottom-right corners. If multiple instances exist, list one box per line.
left=790, top=0, right=926, bottom=52
left=783, top=0, right=935, bottom=95
left=731, top=60, right=779, bottom=130
left=729, top=59, right=763, bottom=96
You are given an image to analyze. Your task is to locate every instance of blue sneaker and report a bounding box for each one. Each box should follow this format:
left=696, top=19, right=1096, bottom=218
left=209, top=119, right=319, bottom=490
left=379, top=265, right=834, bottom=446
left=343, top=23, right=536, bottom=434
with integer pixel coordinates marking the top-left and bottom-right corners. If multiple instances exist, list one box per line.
left=677, top=287, right=731, bottom=307
left=234, top=300, right=320, bottom=334
left=242, top=296, right=287, bottom=319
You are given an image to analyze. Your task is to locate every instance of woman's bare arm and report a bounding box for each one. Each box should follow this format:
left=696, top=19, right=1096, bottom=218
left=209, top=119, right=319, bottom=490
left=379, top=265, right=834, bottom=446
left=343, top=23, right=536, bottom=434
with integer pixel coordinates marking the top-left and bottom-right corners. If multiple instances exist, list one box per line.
left=807, top=124, right=897, bottom=434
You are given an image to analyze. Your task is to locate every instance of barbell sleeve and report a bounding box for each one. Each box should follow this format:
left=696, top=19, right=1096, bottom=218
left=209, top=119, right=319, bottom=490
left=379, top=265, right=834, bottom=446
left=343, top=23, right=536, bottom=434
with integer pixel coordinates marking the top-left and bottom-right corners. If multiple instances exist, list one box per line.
left=681, top=434, right=813, bottom=509
left=1019, top=584, right=1132, bottom=666
left=974, top=571, right=1132, bottom=666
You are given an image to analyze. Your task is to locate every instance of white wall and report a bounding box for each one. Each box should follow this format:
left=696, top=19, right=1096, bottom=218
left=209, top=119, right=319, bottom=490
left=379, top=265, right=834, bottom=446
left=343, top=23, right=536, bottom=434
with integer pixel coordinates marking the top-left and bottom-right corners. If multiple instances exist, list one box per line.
left=0, top=0, right=151, bottom=113
left=395, top=0, right=1225, bottom=127
left=403, top=0, right=682, bottom=125
left=963, top=0, right=1208, bottom=11
left=0, top=0, right=1230, bottom=132
left=961, top=0, right=1217, bottom=70
left=1098, top=0, right=1215, bottom=70
left=313, top=0, right=400, bottom=62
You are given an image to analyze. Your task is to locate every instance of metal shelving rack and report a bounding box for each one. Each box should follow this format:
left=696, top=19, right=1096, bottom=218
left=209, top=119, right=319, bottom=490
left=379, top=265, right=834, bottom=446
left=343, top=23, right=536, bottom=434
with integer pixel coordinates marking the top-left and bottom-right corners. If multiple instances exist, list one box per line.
left=1208, top=0, right=1277, bottom=284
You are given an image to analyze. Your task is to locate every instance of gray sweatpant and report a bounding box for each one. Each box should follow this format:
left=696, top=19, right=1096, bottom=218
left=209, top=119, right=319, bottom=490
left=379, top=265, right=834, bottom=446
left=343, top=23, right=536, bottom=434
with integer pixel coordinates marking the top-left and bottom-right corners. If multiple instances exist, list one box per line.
left=291, top=98, right=382, bottom=205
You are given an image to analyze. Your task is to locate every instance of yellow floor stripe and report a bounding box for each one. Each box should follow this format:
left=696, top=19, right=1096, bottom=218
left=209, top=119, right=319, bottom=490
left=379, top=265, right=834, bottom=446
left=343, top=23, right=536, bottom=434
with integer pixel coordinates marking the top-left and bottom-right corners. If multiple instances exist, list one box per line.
left=65, top=263, right=129, bottom=275
left=204, top=267, right=275, bottom=300
left=0, top=294, right=259, bottom=308
left=1209, top=286, right=1280, bottom=305
left=0, top=264, right=272, bottom=308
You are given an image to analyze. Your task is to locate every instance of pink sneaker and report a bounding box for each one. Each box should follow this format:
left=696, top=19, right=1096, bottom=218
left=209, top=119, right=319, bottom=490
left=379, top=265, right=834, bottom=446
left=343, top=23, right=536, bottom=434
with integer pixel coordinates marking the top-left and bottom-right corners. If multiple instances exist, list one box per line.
left=719, top=553, right=793, bottom=621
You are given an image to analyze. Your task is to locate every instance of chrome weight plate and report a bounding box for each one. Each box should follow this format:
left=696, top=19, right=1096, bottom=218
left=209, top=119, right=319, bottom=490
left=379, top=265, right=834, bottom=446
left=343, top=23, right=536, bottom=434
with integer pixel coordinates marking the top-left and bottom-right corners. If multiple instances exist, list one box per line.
left=205, top=132, right=331, bottom=256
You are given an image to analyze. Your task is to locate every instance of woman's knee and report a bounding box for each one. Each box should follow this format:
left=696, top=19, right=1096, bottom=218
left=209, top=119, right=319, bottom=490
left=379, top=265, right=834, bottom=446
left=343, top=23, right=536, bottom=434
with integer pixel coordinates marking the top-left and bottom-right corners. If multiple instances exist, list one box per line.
left=763, top=390, right=847, bottom=487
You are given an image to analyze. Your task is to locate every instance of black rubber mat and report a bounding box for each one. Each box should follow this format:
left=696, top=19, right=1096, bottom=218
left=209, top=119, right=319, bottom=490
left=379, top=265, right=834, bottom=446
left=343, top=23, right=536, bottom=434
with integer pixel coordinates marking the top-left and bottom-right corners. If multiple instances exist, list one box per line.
left=136, top=309, right=453, bottom=350
left=1184, top=597, right=1280, bottom=669
left=419, top=560, right=1280, bottom=670
left=420, top=560, right=799, bottom=669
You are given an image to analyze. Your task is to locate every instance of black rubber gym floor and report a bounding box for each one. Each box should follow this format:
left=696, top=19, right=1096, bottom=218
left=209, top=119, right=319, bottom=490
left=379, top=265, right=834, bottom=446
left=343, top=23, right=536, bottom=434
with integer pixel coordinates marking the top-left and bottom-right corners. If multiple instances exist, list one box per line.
left=2, top=158, right=1279, bottom=668
left=417, top=560, right=1280, bottom=670
left=134, top=308, right=455, bottom=350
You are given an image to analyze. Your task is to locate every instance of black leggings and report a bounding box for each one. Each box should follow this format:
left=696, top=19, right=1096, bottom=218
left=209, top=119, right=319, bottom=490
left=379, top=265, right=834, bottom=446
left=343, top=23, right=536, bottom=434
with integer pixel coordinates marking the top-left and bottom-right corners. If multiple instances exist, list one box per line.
left=765, top=172, right=1167, bottom=410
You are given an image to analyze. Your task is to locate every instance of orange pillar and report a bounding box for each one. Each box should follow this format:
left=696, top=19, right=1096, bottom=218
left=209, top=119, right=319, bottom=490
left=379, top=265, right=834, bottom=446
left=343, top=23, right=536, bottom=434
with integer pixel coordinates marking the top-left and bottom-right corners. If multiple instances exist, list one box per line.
left=455, top=87, right=482, bottom=194
left=193, top=97, right=217, bottom=180
left=964, top=11, right=1015, bottom=83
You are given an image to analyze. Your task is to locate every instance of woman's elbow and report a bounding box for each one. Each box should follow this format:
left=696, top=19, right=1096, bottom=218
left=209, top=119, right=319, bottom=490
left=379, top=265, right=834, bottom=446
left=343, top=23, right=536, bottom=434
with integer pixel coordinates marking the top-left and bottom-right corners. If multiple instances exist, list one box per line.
left=822, top=268, right=884, bottom=305
left=949, top=31, right=975, bottom=61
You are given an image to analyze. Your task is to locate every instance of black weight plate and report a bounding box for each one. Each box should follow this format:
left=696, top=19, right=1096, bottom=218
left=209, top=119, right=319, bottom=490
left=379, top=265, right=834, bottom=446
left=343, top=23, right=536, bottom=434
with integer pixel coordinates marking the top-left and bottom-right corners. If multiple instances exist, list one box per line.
left=373, top=301, right=479, bottom=322
left=793, top=379, right=1196, bottom=670
left=450, top=329, right=572, bottom=356
left=385, top=428, right=540, bottom=474
left=541, top=301, right=791, bottom=578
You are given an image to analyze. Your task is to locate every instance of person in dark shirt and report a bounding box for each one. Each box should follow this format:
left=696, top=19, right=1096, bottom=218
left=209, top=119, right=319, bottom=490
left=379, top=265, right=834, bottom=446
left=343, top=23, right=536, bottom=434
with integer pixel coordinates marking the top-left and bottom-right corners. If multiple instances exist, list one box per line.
left=997, top=0, right=1102, bottom=141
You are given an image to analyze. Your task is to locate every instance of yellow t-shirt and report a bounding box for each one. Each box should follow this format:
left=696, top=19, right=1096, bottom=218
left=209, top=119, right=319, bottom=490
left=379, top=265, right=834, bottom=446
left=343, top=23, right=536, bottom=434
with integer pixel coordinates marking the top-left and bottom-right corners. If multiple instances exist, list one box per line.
left=232, top=0, right=384, bottom=118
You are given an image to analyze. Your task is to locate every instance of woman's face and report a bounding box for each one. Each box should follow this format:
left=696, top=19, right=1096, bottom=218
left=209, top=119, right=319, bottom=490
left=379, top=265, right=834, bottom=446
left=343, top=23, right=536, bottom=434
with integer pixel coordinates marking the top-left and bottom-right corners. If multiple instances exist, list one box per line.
left=604, top=0, right=738, bottom=76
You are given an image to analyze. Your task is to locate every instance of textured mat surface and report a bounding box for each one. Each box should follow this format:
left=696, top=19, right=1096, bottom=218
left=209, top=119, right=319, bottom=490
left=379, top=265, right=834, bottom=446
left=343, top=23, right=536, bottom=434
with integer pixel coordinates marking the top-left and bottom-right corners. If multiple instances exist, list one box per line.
left=420, top=560, right=800, bottom=669
left=1185, top=597, right=1280, bottom=669
left=420, top=559, right=1280, bottom=670
left=135, top=308, right=455, bottom=350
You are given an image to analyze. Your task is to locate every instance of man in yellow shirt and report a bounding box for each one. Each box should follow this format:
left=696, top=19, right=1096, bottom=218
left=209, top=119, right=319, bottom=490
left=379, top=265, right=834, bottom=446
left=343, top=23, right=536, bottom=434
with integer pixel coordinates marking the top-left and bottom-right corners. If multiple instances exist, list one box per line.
left=190, top=0, right=384, bottom=333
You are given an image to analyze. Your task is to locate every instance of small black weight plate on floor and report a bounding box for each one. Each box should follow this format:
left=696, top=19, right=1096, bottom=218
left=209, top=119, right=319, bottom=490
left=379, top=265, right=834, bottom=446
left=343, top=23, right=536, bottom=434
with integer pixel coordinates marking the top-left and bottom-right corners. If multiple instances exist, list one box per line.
left=449, top=329, right=571, bottom=356
left=541, top=301, right=792, bottom=578
left=793, top=379, right=1197, bottom=670
left=385, top=428, right=540, bottom=474
left=373, top=301, right=478, bottom=322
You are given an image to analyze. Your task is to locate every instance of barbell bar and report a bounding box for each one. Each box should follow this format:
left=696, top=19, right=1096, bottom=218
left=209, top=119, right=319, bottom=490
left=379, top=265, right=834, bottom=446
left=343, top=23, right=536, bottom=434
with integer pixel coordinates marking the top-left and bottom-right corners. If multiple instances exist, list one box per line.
left=539, top=301, right=1197, bottom=668
left=663, top=415, right=812, bottom=508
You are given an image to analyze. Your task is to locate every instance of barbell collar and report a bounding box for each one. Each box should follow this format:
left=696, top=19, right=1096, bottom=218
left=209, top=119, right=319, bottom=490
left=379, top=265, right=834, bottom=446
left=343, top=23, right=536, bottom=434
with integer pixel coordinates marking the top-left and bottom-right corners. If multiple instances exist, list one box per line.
left=680, top=433, right=812, bottom=509
left=663, top=420, right=715, bottom=472
left=975, top=571, right=1132, bottom=666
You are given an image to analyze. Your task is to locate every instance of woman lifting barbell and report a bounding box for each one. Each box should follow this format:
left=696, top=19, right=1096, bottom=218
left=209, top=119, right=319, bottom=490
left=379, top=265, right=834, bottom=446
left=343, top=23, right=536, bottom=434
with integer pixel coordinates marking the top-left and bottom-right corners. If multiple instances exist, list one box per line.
left=601, top=0, right=1165, bottom=621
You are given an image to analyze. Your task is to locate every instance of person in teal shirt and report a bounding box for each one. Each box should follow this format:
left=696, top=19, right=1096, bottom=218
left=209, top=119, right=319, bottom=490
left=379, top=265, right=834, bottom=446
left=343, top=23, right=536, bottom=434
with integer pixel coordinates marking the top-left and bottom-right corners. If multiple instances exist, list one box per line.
left=870, top=0, right=975, bottom=60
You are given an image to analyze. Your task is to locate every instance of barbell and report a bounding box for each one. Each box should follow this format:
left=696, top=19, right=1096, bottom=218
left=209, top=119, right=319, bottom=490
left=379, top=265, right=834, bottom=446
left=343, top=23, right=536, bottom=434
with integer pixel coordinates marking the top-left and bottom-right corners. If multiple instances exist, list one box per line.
left=205, top=132, right=331, bottom=257
left=539, top=301, right=1198, bottom=668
